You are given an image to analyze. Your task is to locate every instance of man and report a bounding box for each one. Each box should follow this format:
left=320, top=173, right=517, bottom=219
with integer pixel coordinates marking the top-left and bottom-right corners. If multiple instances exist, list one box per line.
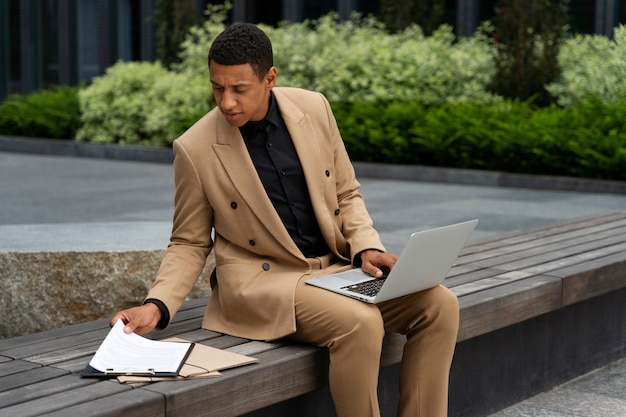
left=111, top=23, right=459, bottom=417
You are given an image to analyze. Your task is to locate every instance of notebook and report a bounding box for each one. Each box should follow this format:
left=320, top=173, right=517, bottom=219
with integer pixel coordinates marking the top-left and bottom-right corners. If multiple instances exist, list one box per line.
left=306, top=219, right=478, bottom=303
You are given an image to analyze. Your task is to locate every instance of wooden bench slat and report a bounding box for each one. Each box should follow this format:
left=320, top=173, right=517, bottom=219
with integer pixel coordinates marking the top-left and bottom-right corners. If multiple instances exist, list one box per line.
left=462, top=212, right=626, bottom=254
left=508, top=241, right=626, bottom=275
left=457, top=275, right=562, bottom=341
left=39, top=388, right=165, bottom=417
left=449, top=239, right=626, bottom=300
left=0, top=318, right=108, bottom=352
left=0, top=359, right=41, bottom=377
left=0, top=379, right=131, bottom=417
left=0, top=374, right=98, bottom=409
left=459, top=223, right=626, bottom=268
left=0, top=365, right=68, bottom=393
left=456, top=238, right=626, bottom=286
left=0, top=328, right=109, bottom=360
left=550, top=252, right=626, bottom=305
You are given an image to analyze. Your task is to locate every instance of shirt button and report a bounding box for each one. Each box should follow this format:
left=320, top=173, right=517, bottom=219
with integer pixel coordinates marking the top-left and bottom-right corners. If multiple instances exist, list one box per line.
left=231, top=202, right=237, bottom=209
left=281, top=170, right=286, bottom=176
left=249, top=240, right=256, bottom=246
left=262, top=263, right=270, bottom=271
left=334, top=209, right=340, bottom=215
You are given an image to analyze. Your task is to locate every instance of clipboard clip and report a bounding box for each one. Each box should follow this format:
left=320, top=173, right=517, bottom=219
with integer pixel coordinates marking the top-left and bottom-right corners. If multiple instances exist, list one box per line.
left=105, top=368, right=156, bottom=376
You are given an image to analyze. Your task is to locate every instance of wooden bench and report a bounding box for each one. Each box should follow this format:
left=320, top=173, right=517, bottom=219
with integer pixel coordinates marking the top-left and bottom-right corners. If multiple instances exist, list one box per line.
left=1, top=212, right=625, bottom=417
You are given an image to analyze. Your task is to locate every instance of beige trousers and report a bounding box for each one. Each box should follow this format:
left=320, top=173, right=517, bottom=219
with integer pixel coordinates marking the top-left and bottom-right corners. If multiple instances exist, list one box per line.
left=289, top=262, right=460, bottom=417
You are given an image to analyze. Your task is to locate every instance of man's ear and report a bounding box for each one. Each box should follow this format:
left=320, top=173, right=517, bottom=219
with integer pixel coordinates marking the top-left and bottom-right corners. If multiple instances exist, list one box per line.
left=265, top=66, right=277, bottom=89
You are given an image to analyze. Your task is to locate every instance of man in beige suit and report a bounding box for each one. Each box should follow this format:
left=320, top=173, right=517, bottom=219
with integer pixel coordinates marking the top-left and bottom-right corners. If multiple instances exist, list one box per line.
left=112, top=23, right=459, bottom=417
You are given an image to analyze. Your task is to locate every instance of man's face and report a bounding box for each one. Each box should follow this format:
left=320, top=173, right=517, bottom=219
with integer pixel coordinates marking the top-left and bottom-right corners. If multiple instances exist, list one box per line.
left=209, top=62, right=276, bottom=128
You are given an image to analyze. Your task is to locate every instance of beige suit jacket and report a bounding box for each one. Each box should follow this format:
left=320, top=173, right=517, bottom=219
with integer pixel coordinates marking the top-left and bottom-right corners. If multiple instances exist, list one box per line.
left=146, top=87, right=385, bottom=340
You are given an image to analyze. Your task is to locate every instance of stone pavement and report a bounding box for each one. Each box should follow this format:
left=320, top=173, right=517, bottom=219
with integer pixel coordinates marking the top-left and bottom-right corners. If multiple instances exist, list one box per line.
left=2, top=151, right=626, bottom=254
left=1, top=150, right=626, bottom=415
left=488, top=357, right=626, bottom=417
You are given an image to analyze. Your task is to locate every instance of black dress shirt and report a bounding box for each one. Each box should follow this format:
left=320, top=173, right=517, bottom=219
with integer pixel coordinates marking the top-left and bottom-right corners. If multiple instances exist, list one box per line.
left=239, top=92, right=330, bottom=258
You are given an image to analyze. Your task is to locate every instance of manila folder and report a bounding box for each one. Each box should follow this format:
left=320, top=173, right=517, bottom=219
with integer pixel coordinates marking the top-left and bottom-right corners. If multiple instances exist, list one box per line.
left=117, top=338, right=258, bottom=383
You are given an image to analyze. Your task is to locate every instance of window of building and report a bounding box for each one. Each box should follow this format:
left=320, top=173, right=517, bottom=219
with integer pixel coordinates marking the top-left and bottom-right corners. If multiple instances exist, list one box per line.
left=4, top=0, right=21, bottom=95
left=117, top=0, right=142, bottom=61
left=76, top=0, right=99, bottom=81
left=478, top=0, right=498, bottom=25
left=41, top=0, right=60, bottom=88
left=301, top=0, right=335, bottom=20
left=356, top=0, right=380, bottom=15
left=240, top=0, right=282, bottom=25
left=570, top=0, right=596, bottom=33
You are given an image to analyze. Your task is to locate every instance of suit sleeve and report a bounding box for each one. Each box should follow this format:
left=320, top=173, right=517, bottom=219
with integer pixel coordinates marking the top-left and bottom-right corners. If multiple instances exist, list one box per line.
left=144, top=139, right=213, bottom=326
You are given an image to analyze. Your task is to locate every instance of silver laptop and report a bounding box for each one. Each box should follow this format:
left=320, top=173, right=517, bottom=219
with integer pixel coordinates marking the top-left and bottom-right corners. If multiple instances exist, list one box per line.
left=306, top=219, right=478, bottom=303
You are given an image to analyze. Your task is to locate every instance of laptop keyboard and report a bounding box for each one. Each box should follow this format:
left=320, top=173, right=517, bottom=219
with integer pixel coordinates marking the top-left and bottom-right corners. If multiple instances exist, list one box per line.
left=341, top=278, right=386, bottom=297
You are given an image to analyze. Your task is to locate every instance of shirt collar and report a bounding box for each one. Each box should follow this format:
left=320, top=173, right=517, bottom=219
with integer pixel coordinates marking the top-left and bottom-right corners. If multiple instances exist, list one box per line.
left=239, top=91, right=278, bottom=141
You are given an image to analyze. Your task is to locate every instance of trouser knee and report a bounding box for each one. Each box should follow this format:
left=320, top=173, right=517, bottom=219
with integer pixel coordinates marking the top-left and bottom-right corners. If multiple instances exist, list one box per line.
left=329, top=306, right=385, bottom=354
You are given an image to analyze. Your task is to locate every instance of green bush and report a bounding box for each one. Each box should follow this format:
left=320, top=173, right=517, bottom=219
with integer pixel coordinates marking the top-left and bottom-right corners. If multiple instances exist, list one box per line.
left=547, top=25, right=626, bottom=107
left=76, top=61, right=212, bottom=146
left=0, top=85, right=81, bottom=139
left=178, top=7, right=499, bottom=105
left=335, top=99, right=626, bottom=180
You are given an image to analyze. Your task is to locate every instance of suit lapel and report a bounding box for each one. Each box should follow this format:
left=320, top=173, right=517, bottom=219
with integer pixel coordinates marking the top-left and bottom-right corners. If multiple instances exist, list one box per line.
left=212, top=114, right=302, bottom=257
left=275, top=90, right=337, bottom=252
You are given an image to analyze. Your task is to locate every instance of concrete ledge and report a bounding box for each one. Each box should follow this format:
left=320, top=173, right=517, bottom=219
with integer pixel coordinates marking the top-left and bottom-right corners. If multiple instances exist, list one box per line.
left=0, top=136, right=174, bottom=164
left=354, top=161, right=626, bottom=195
left=0, top=250, right=214, bottom=338
left=2, top=135, right=625, bottom=194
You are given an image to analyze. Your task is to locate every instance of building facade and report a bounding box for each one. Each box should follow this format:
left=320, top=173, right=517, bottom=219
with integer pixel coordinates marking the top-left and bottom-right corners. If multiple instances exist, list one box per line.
left=0, top=0, right=624, bottom=102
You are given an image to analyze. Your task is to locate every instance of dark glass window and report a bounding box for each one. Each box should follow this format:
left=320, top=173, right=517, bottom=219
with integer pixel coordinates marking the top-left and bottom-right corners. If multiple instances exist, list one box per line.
left=356, top=0, right=380, bottom=15
left=569, top=0, right=595, bottom=33
left=478, top=0, right=498, bottom=24
left=302, top=0, right=335, bottom=20
left=76, top=0, right=99, bottom=81
left=41, top=0, right=60, bottom=88
left=243, top=0, right=282, bottom=25
left=117, top=0, right=141, bottom=61
left=7, top=0, right=21, bottom=93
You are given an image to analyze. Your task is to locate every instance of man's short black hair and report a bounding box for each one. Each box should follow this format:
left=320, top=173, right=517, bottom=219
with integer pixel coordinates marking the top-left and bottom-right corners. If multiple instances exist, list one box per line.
left=208, top=23, right=274, bottom=81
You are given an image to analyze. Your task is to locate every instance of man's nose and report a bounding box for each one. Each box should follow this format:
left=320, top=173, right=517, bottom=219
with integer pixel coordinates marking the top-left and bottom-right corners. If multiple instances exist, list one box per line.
left=221, top=90, right=236, bottom=110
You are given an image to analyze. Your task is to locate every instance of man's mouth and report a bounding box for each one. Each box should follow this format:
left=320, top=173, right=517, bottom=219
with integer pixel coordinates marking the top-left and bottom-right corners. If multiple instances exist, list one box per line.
left=223, top=111, right=241, bottom=122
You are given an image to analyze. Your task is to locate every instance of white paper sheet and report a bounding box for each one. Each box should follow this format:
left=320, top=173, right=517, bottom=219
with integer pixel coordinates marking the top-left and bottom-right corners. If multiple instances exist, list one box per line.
left=89, top=319, right=192, bottom=375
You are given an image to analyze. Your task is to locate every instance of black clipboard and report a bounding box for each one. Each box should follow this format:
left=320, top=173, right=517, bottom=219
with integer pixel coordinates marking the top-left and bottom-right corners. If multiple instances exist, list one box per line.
left=81, top=320, right=195, bottom=379
left=80, top=342, right=195, bottom=379
left=81, top=342, right=195, bottom=378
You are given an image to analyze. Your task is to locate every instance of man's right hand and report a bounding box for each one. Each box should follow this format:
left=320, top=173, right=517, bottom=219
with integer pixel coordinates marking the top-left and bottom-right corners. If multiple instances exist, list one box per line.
left=110, top=303, right=162, bottom=336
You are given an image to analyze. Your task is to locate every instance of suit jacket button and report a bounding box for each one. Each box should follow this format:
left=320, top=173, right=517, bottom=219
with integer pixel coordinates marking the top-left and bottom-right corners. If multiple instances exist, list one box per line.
left=325, top=170, right=330, bottom=177
left=249, top=240, right=256, bottom=246
left=334, top=209, right=340, bottom=215
left=231, top=202, right=237, bottom=209
left=262, top=263, right=270, bottom=271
